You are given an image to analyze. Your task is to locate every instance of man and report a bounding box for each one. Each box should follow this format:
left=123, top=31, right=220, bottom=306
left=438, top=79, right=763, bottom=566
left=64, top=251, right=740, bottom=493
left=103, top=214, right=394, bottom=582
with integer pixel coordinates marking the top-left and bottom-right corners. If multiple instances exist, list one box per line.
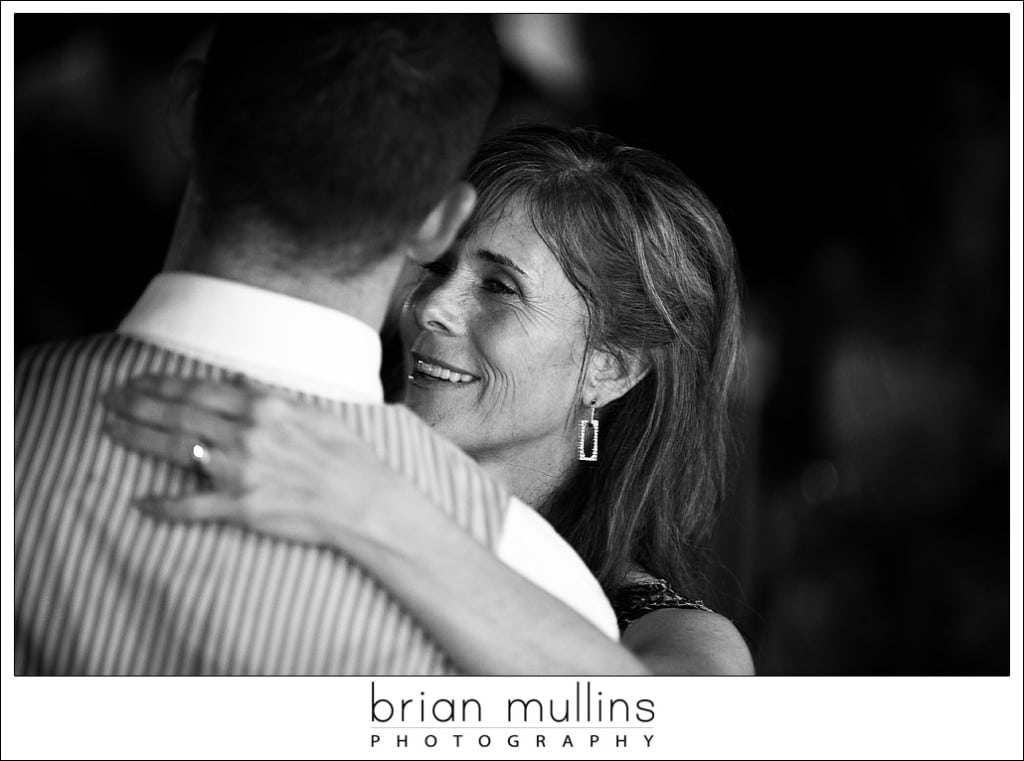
left=15, top=15, right=617, bottom=675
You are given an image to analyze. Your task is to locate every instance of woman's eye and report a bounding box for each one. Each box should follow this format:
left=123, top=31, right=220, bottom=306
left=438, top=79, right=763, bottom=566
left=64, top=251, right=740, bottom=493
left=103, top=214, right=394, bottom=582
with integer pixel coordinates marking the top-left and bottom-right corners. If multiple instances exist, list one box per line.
left=483, top=279, right=518, bottom=296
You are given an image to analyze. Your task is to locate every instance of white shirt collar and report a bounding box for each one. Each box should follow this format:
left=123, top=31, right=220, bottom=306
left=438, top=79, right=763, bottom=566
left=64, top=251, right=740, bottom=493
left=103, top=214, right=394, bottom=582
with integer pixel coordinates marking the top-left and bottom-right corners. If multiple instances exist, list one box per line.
left=118, top=272, right=384, bottom=403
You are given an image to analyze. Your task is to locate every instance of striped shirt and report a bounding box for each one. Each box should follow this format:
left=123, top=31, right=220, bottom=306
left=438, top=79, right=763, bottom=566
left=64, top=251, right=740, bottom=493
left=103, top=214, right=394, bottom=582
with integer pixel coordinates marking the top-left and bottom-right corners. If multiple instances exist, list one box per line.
left=14, top=274, right=618, bottom=674
left=15, top=333, right=511, bottom=674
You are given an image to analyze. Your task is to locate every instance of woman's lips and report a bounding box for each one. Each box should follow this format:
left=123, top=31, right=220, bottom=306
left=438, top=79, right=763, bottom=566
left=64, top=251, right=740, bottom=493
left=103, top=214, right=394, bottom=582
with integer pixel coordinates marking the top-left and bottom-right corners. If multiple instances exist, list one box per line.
left=409, top=352, right=480, bottom=386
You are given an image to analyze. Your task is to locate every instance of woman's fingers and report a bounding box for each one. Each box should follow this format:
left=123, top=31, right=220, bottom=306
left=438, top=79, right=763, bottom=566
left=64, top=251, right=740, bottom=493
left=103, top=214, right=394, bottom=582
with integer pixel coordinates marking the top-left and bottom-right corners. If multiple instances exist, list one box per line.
left=103, top=411, right=198, bottom=468
left=103, top=411, right=246, bottom=489
left=122, top=375, right=257, bottom=419
left=102, top=383, right=245, bottom=449
left=135, top=492, right=241, bottom=524
left=106, top=375, right=363, bottom=453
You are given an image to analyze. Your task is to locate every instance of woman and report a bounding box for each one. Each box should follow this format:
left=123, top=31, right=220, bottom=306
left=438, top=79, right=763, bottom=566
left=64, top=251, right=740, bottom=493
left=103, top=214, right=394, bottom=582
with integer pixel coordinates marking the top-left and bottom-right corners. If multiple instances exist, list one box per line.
left=103, top=125, right=754, bottom=675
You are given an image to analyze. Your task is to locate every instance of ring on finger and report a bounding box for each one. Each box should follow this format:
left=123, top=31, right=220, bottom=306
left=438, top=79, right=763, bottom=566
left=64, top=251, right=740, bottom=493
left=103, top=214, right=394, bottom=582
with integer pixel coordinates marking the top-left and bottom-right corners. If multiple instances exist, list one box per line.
left=190, top=440, right=212, bottom=473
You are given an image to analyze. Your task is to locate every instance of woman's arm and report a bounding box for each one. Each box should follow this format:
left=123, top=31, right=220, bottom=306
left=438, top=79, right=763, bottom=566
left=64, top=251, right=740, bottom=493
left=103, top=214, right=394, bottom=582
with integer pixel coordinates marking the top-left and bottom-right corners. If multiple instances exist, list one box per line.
left=321, top=475, right=649, bottom=675
left=103, top=375, right=749, bottom=675
left=622, top=608, right=755, bottom=675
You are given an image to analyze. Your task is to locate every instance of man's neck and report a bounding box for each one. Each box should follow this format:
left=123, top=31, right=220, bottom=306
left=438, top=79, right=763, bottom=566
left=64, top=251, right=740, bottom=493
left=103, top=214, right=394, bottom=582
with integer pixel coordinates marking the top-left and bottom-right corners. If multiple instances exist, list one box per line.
left=166, top=254, right=404, bottom=334
left=163, top=180, right=405, bottom=333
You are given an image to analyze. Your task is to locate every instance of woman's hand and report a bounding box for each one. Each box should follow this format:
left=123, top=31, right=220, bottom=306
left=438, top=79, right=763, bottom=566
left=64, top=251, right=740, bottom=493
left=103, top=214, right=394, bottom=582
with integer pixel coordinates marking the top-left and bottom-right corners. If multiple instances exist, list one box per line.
left=101, top=375, right=399, bottom=546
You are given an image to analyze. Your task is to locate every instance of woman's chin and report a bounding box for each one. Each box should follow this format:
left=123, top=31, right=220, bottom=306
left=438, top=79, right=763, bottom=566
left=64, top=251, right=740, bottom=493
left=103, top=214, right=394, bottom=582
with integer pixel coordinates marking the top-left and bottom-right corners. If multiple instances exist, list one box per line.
left=403, top=389, right=465, bottom=435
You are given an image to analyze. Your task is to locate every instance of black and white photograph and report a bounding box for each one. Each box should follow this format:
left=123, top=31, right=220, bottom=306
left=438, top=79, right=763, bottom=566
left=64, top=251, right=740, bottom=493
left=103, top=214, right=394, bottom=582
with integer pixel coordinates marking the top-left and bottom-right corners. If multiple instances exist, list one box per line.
left=4, top=4, right=1019, bottom=759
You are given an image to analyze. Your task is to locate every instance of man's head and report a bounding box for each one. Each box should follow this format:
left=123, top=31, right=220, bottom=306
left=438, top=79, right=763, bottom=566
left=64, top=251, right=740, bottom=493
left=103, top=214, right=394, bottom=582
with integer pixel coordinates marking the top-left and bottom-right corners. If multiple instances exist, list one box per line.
left=172, top=15, right=499, bottom=277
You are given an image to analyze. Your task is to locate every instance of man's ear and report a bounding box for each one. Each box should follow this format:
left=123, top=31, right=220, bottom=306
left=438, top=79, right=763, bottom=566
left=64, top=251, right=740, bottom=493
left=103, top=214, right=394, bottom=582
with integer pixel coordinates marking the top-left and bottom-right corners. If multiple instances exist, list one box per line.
left=166, top=59, right=204, bottom=162
left=407, top=182, right=477, bottom=263
left=583, top=348, right=650, bottom=408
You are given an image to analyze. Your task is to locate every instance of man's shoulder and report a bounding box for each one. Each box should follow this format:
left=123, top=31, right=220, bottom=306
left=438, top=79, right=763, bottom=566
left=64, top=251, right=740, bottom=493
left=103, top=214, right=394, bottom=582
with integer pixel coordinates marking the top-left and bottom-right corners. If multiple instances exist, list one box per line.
left=17, top=332, right=176, bottom=380
left=17, top=333, right=128, bottom=401
left=18, top=332, right=119, bottom=369
left=15, top=332, right=216, bottom=411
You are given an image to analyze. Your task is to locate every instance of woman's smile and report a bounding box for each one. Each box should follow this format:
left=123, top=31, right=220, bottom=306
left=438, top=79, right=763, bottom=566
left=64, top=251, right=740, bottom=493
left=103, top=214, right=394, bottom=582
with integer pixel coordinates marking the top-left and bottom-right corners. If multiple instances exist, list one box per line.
left=407, top=351, right=481, bottom=387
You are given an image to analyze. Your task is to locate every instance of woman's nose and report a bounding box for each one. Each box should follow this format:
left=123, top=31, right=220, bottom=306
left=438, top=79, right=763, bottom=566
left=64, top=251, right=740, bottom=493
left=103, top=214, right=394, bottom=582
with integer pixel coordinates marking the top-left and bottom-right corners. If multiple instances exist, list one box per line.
left=412, top=276, right=469, bottom=336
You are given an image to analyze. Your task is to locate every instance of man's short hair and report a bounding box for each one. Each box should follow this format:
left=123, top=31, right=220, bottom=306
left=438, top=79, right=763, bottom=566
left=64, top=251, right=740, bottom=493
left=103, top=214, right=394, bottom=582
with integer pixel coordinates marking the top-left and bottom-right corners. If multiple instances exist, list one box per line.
left=192, top=14, right=500, bottom=270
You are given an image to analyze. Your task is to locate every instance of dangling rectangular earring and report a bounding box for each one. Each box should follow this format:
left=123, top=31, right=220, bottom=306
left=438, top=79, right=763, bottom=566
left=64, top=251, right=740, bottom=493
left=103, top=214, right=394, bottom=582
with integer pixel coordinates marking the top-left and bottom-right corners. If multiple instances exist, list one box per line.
left=578, top=402, right=599, bottom=462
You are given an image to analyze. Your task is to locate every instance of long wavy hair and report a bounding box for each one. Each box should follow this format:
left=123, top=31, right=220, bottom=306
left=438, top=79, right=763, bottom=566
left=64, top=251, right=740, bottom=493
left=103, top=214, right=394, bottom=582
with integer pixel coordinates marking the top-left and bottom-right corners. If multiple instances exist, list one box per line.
left=464, top=125, right=743, bottom=599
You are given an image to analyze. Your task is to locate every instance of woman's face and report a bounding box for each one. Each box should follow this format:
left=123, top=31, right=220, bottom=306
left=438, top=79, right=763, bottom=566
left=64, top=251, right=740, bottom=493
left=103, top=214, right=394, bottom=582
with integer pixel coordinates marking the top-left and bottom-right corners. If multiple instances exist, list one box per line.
left=400, top=202, right=590, bottom=464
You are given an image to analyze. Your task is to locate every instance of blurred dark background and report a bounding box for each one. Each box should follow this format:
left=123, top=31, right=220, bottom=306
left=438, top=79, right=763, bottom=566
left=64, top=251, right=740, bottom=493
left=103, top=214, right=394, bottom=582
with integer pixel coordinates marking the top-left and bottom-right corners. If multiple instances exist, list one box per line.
left=14, top=13, right=1010, bottom=674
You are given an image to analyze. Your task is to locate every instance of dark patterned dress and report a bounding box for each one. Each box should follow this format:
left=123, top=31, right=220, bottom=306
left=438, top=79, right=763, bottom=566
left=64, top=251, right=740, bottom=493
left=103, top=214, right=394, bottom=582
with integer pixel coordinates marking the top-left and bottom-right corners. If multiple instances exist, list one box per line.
left=611, top=576, right=714, bottom=633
